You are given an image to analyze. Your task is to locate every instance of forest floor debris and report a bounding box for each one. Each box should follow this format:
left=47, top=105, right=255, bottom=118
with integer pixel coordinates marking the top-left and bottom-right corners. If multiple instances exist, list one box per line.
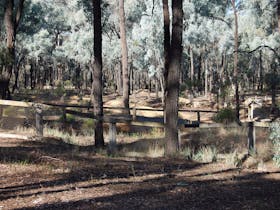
left=0, top=137, right=280, bottom=210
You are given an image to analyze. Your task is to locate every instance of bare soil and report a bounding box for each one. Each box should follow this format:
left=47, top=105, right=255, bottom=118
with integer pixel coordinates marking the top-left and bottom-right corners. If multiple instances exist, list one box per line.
left=1, top=137, right=280, bottom=210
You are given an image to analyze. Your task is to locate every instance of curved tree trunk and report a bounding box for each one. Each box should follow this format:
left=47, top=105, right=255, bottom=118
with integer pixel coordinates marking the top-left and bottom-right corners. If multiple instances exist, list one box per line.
left=92, top=0, right=104, bottom=148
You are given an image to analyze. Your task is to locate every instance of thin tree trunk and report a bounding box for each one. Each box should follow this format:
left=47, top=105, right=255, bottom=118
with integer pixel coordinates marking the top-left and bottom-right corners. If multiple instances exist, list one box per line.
left=190, top=47, right=194, bottom=82
left=278, top=0, right=280, bottom=33
left=198, top=54, right=202, bottom=93
left=119, top=0, right=130, bottom=115
left=162, top=0, right=170, bottom=109
left=164, top=0, right=183, bottom=156
left=232, top=0, right=240, bottom=121
left=92, top=0, right=104, bottom=148
left=258, top=50, right=263, bottom=91
left=205, top=59, right=208, bottom=96
left=117, top=62, right=123, bottom=95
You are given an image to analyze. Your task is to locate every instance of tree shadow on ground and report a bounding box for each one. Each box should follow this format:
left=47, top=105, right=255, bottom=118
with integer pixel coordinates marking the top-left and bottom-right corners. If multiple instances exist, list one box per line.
left=1, top=137, right=280, bottom=209
left=12, top=171, right=280, bottom=210
left=0, top=137, right=203, bottom=200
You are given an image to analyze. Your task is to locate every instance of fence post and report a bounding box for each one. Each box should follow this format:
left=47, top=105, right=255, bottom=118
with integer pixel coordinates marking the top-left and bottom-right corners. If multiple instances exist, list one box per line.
left=247, top=122, right=256, bottom=154
left=0, top=105, right=3, bottom=119
left=133, top=107, right=137, bottom=120
left=35, top=104, right=43, bottom=136
left=108, top=120, right=117, bottom=155
left=61, top=95, right=66, bottom=123
left=197, top=111, right=200, bottom=123
left=178, top=129, right=181, bottom=150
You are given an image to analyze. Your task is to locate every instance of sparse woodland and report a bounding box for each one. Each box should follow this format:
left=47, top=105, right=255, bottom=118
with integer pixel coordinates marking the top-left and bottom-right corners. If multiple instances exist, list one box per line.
left=0, top=0, right=279, bottom=152
left=0, top=1, right=280, bottom=209
left=0, top=0, right=279, bottom=150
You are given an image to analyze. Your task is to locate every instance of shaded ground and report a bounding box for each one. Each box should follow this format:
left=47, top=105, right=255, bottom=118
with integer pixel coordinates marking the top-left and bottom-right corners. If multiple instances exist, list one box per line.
left=0, top=137, right=280, bottom=210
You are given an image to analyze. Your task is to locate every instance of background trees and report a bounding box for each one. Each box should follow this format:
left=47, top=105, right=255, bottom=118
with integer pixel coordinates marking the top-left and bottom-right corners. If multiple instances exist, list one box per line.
left=0, top=0, right=279, bottom=149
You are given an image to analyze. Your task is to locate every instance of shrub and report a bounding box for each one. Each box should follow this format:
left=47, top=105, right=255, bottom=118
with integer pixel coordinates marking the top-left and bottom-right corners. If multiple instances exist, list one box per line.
left=66, top=114, right=75, bottom=123
left=213, top=108, right=236, bottom=123
left=64, top=80, right=73, bottom=87
left=81, top=118, right=95, bottom=135
left=224, top=150, right=240, bottom=167
left=180, top=147, right=194, bottom=160
left=193, top=146, right=217, bottom=163
left=269, top=122, right=280, bottom=167
left=54, top=82, right=66, bottom=97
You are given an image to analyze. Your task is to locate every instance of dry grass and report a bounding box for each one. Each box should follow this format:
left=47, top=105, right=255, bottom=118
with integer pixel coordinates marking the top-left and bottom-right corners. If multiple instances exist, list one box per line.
left=43, top=126, right=93, bottom=146
left=15, top=126, right=36, bottom=135
left=193, top=146, right=217, bottom=163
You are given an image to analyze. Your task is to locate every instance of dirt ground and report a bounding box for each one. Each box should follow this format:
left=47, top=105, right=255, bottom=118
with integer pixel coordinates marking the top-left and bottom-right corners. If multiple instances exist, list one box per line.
left=0, top=137, right=280, bottom=210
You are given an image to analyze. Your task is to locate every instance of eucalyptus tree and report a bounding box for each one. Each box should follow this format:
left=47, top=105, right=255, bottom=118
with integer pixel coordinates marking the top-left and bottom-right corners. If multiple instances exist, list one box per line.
left=2, top=0, right=25, bottom=98
left=164, top=0, right=183, bottom=156
left=231, top=0, right=240, bottom=121
left=91, top=0, right=104, bottom=148
left=119, top=0, right=130, bottom=115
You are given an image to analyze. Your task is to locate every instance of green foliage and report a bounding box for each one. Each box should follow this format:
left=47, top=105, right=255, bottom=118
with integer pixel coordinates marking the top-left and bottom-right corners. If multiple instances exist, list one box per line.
left=213, top=108, right=236, bottom=123
left=64, top=80, right=73, bottom=87
left=54, top=82, right=66, bottom=97
left=269, top=122, right=280, bottom=167
left=81, top=118, right=95, bottom=135
left=66, top=114, right=75, bottom=123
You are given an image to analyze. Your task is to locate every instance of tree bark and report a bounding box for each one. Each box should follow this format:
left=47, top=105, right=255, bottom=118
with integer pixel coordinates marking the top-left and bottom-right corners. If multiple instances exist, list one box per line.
left=258, top=50, right=263, bottom=91
left=204, top=59, right=208, bottom=96
left=119, top=0, right=130, bottom=115
left=190, top=47, right=194, bottom=82
left=162, top=0, right=170, bottom=108
left=92, top=0, right=104, bottom=148
left=3, top=0, right=25, bottom=98
left=164, top=0, right=183, bottom=156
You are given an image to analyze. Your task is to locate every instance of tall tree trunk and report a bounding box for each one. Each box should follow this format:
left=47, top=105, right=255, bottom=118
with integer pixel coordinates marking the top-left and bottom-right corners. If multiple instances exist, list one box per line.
left=4, top=0, right=15, bottom=76
left=3, top=0, right=25, bottom=98
left=277, top=0, right=280, bottom=30
left=92, top=0, right=104, bottom=148
left=164, top=0, right=183, bottom=156
left=119, top=0, right=130, bottom=115
left=190, top=47, right=194, bottom=83
left=198, top=54, right=202, bottom=93
left=232, top=0, right=240, bottom=121
left=258, top=50, right=263, bottom=91
left=204, top=59, right=208, bottom=96
left=163, top=0, right=170, bottom=104
left=271, top=63, right=277, bottom=114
